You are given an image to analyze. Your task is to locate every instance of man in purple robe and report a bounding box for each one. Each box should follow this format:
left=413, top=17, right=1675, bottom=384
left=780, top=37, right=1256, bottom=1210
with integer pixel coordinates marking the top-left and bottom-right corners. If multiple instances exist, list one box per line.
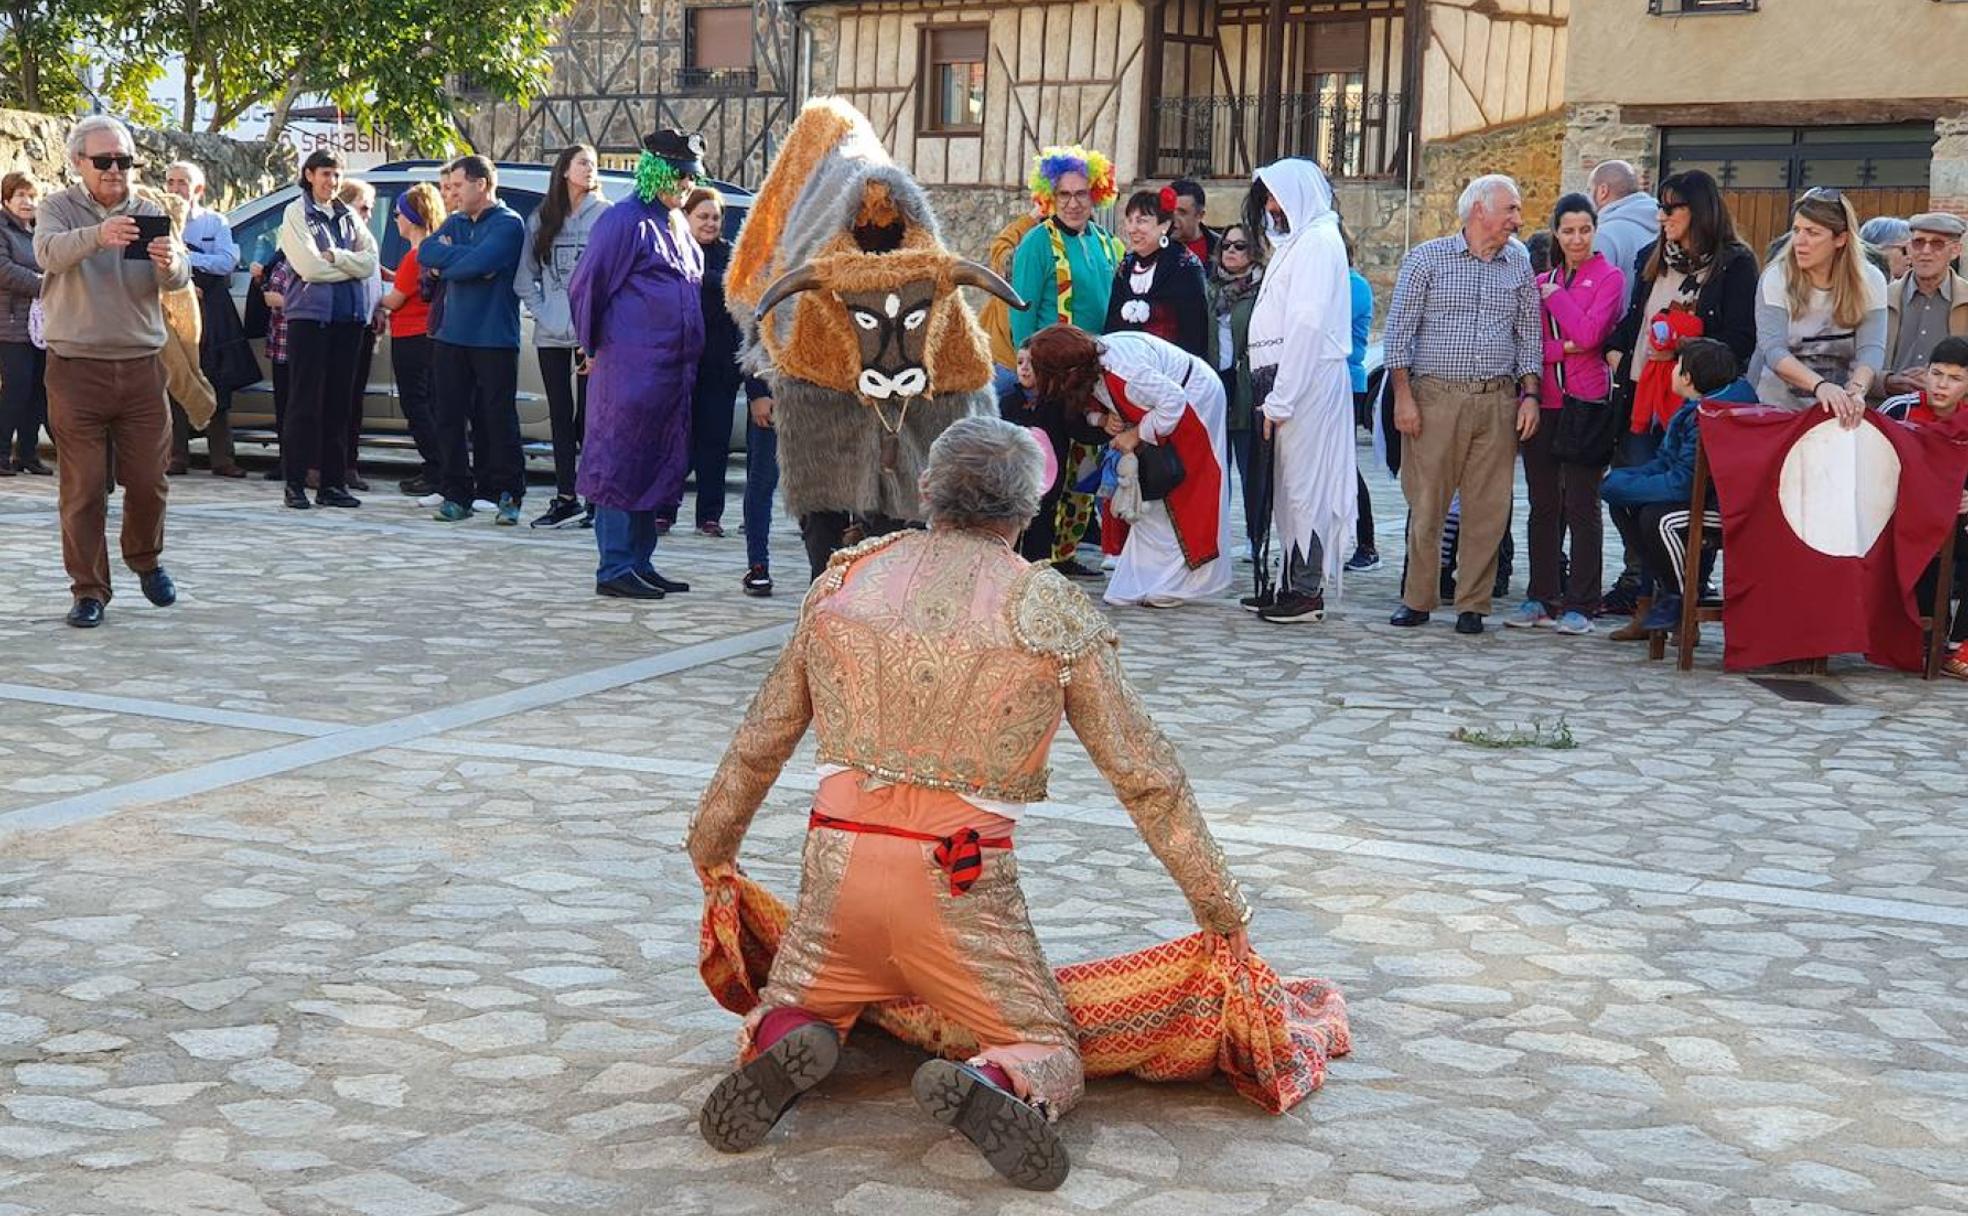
left=568, top=128, right=708, bottom=599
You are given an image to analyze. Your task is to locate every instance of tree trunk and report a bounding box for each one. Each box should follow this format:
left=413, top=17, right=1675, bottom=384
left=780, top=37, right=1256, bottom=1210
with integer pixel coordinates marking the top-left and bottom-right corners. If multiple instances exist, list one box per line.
left=264, top=78, right=305, bottom=143
left=9, top=3, right=41, bottom=110
left=182, top=61, right=198, bottom=131
left=182, top=0, right=200, bottom=130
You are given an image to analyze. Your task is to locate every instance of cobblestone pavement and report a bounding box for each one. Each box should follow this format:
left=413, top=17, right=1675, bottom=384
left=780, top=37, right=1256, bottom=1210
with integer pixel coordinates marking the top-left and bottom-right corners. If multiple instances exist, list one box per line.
left=2, top=454, right=1966, bottom=1216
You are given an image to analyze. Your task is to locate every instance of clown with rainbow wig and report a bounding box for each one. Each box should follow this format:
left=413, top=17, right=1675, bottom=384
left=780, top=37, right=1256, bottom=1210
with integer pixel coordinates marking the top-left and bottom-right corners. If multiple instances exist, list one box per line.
left=1009, top=146, right=1125, bottom=575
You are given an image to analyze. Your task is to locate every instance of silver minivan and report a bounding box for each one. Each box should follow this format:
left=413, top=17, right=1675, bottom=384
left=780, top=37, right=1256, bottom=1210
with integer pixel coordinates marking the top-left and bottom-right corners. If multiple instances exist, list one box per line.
left=221, top=161, right=756, bottom=452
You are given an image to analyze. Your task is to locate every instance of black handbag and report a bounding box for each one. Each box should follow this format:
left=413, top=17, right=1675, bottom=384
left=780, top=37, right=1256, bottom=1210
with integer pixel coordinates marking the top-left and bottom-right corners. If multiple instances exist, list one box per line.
left=1136, top=441, right=1186, bottom=500
left=1551, top=393, right=1623, bottom=465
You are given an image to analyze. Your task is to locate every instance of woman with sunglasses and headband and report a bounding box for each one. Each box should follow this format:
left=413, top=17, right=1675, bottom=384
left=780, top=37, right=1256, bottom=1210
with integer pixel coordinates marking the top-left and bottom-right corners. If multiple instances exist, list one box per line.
left=1753, top=188, right=1887, bottom=427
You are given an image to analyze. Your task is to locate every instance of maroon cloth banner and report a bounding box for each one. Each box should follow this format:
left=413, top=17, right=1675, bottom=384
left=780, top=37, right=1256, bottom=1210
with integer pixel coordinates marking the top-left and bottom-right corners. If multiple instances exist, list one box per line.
left=1699, top=405, right=1968, bottom=672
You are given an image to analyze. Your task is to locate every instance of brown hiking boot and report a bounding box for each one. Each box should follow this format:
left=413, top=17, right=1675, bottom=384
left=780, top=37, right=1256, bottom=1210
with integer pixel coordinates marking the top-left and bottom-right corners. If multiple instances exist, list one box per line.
left=1610, top=598, right=1653, bottom=642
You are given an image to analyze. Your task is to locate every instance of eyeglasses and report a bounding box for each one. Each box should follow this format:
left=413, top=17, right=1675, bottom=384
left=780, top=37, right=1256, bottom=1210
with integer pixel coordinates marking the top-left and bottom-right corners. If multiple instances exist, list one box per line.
left=1800, top=187, right=1844, bottom=204
left=1909, top=236, right=1958, bottom=252
left=1054, top=190, right=1092, bottom=204
left=1221, top=240, right=1250, bottom=251
left=87, top=154, right=137, bottom=172
left=1656, top=199, right=1688, bottom=214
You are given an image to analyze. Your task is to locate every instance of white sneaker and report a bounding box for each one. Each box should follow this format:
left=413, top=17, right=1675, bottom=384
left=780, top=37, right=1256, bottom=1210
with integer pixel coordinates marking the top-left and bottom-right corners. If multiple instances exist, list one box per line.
left=471, top=498, right=497, bottom=513
left=1101, top=555, right=1118, bottom=571
left=1503, top=599, right=1551, bottom=629
left=1553, top=610, right=1595, bottom=636
left=416, top=492, right=445, bottom=508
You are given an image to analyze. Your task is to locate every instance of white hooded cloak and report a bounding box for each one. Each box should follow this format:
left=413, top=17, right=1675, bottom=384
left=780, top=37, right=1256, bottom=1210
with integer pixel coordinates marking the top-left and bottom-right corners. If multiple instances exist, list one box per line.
left=1246, top=159, right=1359, bottom=591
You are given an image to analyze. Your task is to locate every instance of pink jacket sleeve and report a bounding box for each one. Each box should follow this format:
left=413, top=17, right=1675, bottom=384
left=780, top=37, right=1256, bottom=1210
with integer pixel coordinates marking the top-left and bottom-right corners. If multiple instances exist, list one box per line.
left=1543, top=266, right=1626, bottom=353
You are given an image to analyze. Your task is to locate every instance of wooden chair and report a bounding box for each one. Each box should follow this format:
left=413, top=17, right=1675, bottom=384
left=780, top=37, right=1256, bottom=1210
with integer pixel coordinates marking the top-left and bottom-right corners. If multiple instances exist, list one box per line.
left=1649, top=430, right=1960, bottom=678
left=1644, top=433, right=1733, bottom=670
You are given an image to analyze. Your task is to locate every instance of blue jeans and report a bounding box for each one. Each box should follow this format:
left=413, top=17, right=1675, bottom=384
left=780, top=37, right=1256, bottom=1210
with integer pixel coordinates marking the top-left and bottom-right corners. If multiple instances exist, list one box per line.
left=594, top=507, right=659, bottom=582
left=744, top=420, right=780, bottom=569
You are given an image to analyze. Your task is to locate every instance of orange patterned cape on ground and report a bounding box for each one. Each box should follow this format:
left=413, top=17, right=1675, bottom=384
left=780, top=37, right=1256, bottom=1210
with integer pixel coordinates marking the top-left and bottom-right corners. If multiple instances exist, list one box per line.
left=699, top=872, right=1351, bottom=1115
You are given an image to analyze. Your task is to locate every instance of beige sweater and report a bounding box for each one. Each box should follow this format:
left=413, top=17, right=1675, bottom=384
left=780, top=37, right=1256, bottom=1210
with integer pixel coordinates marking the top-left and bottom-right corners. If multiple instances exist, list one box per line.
left=33, top=183, right=190, bottom=361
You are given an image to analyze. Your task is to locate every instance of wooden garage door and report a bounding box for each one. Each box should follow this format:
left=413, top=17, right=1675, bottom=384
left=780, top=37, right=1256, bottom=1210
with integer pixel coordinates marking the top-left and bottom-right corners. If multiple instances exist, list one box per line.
left=1724, top=187, right=1932, bottom=261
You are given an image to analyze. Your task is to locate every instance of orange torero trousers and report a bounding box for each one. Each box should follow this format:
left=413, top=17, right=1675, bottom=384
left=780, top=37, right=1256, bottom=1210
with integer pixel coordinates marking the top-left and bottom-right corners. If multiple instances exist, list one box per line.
left=746, top=771, right=1084, bottom=1115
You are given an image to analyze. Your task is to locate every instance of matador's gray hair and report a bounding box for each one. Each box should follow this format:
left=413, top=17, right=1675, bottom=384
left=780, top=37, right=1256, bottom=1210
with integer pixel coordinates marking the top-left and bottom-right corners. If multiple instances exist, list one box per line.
left=923, top=416, right=1046, bottom=530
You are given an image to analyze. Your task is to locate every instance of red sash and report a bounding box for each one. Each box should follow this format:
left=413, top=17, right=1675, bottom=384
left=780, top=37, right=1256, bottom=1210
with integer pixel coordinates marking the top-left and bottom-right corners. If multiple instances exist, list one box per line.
left=1104, top=371, right=1223, bottom=568
left=808, top=811, right=1011, bottom=896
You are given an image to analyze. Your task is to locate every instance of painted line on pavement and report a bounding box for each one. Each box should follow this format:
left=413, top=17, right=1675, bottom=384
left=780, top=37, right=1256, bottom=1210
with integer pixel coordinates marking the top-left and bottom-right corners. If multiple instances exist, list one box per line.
left=9, top=654, right=1963, bottom=931
left=383, top=735, right=1968, bottom=932
left=0, top=683, right=343, bottom=738
left=0, top=623, right=793, bottom=840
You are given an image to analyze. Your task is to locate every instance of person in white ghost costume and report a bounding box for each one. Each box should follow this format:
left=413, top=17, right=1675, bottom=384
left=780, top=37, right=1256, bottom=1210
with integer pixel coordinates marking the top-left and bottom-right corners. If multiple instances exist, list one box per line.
left=1244, top=158, right=1358, bottom=622
left=1026, top=324, right=1233, bottom=607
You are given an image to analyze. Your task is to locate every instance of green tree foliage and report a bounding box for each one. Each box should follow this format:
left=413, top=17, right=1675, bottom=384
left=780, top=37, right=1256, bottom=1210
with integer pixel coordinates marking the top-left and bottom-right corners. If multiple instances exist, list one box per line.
left=9, top=0, right=570, bottom=153
left=1, top=0, right=93, bottom=113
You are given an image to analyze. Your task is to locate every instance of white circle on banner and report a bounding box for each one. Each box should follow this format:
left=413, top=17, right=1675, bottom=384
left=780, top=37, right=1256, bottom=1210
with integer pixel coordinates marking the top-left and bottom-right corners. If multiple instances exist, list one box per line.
left=1776, top=418, right=1900, bottom=557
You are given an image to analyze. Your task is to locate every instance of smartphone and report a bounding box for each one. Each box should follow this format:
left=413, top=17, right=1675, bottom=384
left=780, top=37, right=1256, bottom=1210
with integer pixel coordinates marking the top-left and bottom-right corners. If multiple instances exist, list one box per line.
left=123, top=213, right=172, bottom=260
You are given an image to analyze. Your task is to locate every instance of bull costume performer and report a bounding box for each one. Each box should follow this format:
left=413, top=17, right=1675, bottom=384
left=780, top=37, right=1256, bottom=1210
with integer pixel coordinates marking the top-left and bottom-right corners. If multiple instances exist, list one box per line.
left=568, top=128, right=706, bottom=599
left=1245, top=158, right=1359, bottom=623
left=689, top=417, right=1350, bottom=1191
left=725, top=99, right=1025, bottom=579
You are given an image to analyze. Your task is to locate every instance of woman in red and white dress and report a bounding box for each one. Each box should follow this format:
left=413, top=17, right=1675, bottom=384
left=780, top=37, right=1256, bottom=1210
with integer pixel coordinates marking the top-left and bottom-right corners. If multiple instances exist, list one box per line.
left=1028, top=324, right=1233, bottom=606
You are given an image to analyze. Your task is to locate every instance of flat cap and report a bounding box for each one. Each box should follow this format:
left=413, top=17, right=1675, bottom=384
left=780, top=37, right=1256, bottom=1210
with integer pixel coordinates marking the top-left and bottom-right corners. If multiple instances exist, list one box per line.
left=1907, top=211, right=1966, bottom=238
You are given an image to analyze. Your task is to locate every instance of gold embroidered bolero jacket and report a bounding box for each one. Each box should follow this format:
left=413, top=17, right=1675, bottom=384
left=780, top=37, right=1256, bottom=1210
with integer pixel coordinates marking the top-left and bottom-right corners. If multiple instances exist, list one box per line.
left=685, top=529, right=1251, bottom=934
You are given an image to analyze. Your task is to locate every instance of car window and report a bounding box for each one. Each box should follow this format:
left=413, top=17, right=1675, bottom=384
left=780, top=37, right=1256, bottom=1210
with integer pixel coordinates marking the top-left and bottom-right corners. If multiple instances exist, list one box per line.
left=502, top=189, right=542, bottom=227
left=355, top=182, right=394, bottom=261
left=231, top=191, right=295, bottom=272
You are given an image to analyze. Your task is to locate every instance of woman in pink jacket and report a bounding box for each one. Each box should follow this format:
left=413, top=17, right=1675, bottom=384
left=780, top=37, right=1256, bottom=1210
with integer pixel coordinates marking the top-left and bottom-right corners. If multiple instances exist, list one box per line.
left=1506, top=193, right=1627, bottom=634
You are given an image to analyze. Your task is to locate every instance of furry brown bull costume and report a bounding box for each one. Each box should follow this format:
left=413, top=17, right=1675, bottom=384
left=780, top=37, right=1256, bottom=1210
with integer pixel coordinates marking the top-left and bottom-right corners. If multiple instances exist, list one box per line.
left=726, top=98, right=1024, bottom=570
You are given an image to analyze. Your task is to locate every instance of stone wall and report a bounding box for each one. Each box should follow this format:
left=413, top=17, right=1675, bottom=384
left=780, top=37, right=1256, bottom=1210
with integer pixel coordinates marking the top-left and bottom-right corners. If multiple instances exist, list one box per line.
left=1413, top=112, right=1567, bottom=245
left=0, top=108, right=294, bottom=212
left=1922, top=111, right=1968, bottom=220
left=1559, top=103, right=1660, bottom=197
left=922, top=186, right=1035, bottom=268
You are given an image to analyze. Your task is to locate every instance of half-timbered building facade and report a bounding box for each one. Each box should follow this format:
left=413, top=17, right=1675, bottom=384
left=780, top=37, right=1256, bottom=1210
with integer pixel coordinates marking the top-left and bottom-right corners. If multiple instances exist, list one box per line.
left=1563, top=1, right=1968, bottom=257
left=454, top=0, right=802, bottom=187
left=792, top=0, right=1570, bottom=273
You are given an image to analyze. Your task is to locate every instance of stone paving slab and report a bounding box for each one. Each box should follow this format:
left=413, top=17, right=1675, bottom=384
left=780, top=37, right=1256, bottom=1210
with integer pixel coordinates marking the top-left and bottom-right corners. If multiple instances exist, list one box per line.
left=0, top=479, right=789, bottom=725
left=0, top=708, right=289, bottom=816
left=1, top=450, right=1966, bottom=1215
left=1, top=752, right=1965, bottom=1216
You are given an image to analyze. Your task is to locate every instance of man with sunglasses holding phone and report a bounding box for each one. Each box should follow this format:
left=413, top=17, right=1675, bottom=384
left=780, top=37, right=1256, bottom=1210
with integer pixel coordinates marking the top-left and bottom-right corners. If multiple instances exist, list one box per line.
left=32, top=114, right=189, bottom=629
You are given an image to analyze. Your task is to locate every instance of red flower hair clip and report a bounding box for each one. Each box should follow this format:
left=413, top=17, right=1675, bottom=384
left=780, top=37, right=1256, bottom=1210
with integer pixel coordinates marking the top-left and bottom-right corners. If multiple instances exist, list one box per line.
left=1158, top=186, right=1178, bottom=214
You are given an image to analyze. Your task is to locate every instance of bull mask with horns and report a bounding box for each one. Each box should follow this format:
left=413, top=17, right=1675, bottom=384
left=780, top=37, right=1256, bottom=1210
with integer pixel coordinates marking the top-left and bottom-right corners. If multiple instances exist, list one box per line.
left=756, top=256, right=1027, bottom=403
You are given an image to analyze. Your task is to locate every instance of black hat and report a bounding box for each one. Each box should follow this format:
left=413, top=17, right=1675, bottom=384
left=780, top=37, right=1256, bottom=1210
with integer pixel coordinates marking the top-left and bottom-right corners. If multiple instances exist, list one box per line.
left=642, top=128, right=707, bottom=178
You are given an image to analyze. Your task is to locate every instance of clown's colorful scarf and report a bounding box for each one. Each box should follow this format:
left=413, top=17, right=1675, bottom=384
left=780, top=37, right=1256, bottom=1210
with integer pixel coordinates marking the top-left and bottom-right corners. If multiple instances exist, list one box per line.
left=1047, top=219, right=1124, bottom=329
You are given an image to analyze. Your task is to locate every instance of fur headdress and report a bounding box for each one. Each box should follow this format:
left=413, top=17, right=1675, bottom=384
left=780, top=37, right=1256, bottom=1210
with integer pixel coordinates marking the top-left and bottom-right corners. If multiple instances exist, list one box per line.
left=1029, top=146, right=1117, bottom=217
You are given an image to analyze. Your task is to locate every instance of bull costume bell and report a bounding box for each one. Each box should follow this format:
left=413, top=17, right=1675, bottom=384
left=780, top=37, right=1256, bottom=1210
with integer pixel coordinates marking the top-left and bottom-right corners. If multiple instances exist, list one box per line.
left=567, top=128, right=708, bottom=595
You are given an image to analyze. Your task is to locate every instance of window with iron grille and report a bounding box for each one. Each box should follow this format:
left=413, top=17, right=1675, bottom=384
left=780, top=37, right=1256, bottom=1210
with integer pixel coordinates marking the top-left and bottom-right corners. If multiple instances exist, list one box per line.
left=1648, top=0, right=1759, bottom=14
left=920, top=25, right=987, bottom=135
left=680, top=6, right=757, bottom=91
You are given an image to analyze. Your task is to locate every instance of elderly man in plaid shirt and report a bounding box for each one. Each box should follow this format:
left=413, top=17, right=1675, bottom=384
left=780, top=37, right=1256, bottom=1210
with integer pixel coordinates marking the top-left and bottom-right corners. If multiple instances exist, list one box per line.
left=1382, top=173, right=1543, bottom=635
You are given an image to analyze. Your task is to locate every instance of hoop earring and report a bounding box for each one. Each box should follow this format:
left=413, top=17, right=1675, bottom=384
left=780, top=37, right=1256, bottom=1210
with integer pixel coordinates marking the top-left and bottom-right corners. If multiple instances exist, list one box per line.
left=1159, top=233, right=1169, bottom=249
